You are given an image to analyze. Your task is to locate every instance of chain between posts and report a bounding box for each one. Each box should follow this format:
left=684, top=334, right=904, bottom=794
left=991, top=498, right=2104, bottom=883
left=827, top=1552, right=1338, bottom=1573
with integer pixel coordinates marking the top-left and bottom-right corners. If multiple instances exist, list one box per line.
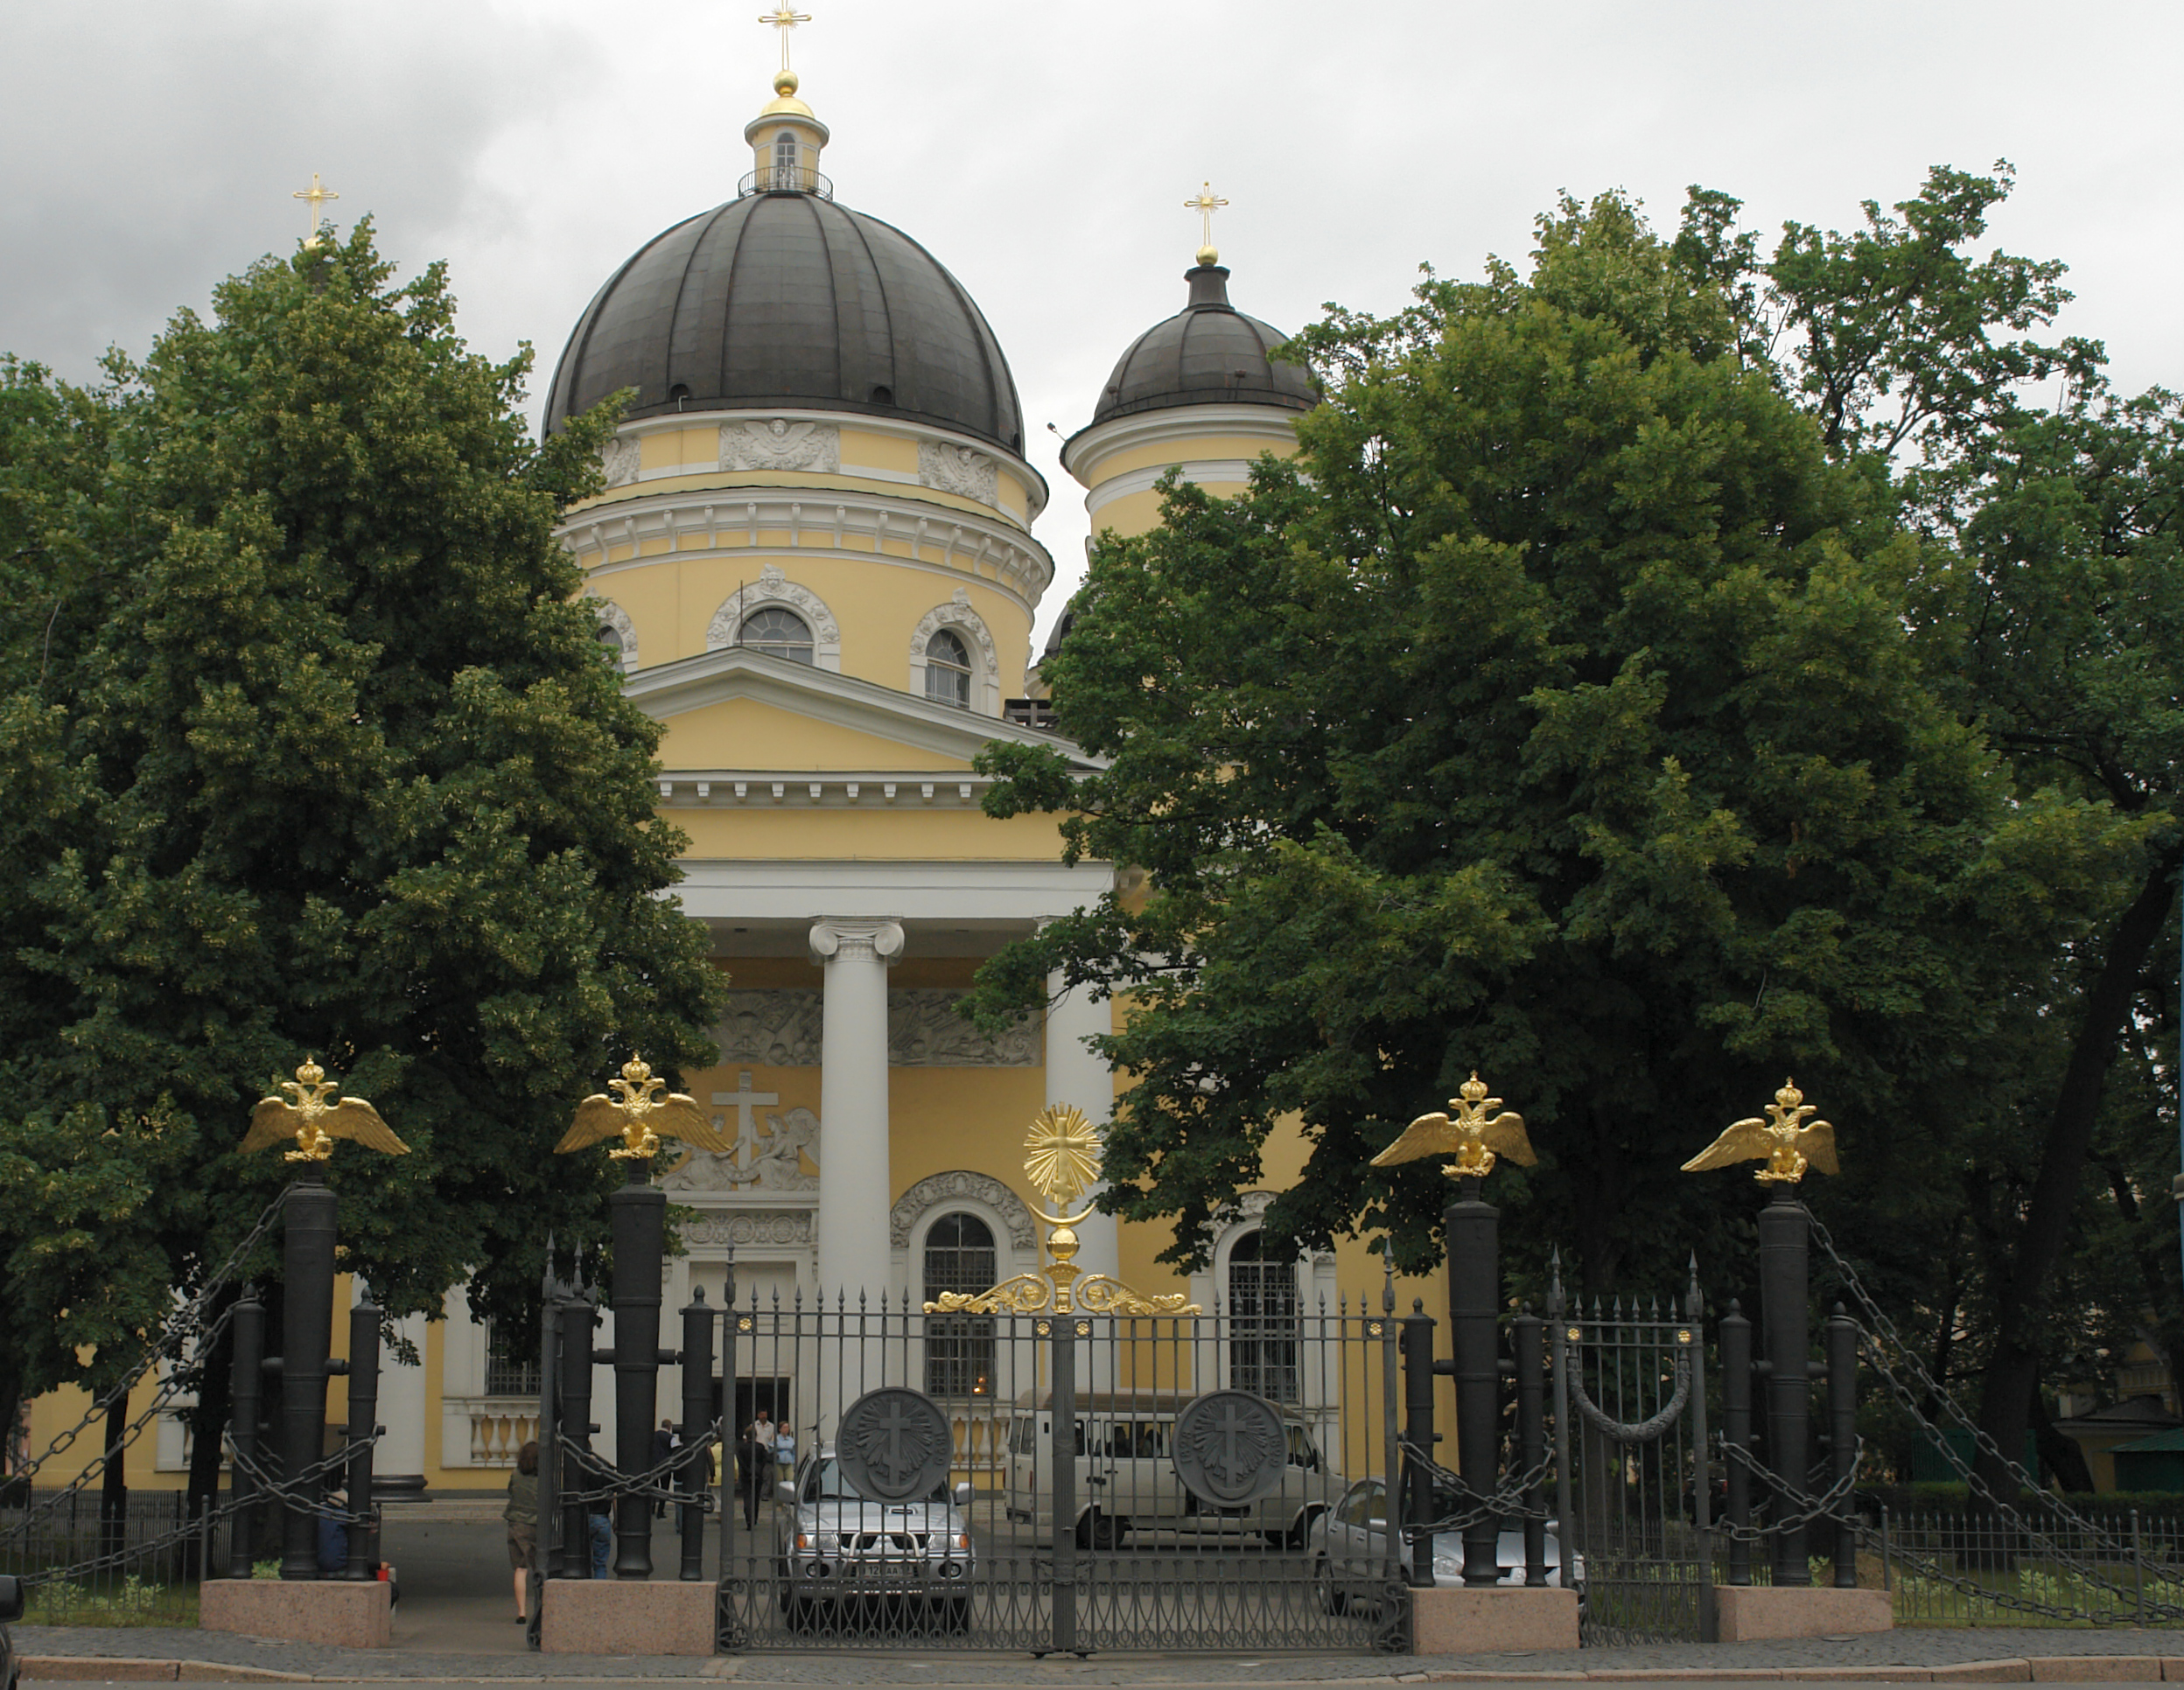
left=556, top=1429, right=722, bottom=1508
left=1710, top=1436, right=1864, bottom=1541
left=1564, top=1345, right=1693, bottom=1444
left=2, top=1185, right=293, bottom=1544
left=1807, top=1211, right=2142, bottom=1576
left=1395, top=1436, right=1554, bottom=1534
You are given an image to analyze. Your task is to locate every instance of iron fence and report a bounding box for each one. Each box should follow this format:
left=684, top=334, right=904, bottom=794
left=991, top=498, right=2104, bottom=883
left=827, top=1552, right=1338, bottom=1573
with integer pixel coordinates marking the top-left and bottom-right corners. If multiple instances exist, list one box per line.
left=696, top=1288, right=1404, bottom=1654
left=1872, top=1506, right=2184, bottom=1629
left=0, top=1489, right=221, bottom=1625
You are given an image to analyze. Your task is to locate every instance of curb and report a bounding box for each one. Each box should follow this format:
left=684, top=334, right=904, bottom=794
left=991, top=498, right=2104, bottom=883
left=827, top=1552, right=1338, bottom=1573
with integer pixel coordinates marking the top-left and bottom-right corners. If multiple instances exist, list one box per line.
left=22, top=1660, right=314, bottom=1683
left=1413, top=1662, right=2177, bottom=1684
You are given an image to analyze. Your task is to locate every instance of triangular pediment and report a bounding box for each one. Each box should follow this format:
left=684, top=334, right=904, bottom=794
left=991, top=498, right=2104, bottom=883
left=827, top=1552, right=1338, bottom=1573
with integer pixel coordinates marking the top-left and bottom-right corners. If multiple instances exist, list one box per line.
left=621, top=646, right=1101, bottom=775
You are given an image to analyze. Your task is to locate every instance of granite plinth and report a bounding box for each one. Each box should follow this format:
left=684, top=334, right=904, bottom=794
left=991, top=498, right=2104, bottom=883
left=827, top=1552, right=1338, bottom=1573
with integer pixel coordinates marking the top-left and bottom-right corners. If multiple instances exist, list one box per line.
left=1715, top=1583, right=1894, bottom=1641
left=1410, top=1583, right=1581, bottom=1652
left=197, top=1578, right=390, bottom=1648
left=539, top=1577, right=716, bottom=1656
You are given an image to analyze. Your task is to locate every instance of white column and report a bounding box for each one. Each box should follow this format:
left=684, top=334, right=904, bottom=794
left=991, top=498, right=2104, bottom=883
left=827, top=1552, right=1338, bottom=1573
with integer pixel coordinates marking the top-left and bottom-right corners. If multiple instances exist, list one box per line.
left=1046, top=970, right=1120, bottom=1284
left=811, top=918, right=903, bottom=1302
left=374, top=1309, right=430, bottom=1494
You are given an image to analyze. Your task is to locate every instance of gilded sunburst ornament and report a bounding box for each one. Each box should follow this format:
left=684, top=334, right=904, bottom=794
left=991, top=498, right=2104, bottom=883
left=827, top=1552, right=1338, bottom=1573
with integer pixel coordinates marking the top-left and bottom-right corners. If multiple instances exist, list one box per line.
left=1024, top=1105, right=1102, bottom=1210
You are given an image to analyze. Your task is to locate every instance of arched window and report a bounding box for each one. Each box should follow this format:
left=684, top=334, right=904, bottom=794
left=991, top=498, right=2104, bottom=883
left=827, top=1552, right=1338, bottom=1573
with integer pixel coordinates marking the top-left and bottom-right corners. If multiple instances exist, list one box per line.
left=773, top=130, right=799, bottom=188
left=1227, top=1230, right=1299, bottom=1402
left=595, top=622, right=625, bottom=660
left=923, top=1212, right=996, bottom=1399
left=924, top=627, right=972, bottom=707
left=740, top=606, right=815, bottom=664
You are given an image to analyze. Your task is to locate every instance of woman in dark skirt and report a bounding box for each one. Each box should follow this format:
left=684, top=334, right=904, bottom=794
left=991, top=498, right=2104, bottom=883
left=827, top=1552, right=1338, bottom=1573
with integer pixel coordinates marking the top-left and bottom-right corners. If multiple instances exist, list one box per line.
left=506, top=1441, right=540, bottom=1623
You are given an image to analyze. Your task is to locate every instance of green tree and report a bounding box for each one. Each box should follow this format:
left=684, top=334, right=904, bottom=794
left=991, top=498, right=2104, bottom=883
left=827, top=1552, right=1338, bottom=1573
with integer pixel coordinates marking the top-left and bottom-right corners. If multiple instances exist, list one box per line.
left=1679, top=164, right=2181, bottom=1495
left=972, top=192, right=2136, bottom=1302
left=0, top=227, right=723, bottom=1493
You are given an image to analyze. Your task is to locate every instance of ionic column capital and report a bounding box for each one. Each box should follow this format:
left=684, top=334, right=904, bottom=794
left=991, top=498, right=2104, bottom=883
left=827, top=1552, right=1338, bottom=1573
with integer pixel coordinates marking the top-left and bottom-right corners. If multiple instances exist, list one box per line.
left=808, top=917, right=905, bottom=967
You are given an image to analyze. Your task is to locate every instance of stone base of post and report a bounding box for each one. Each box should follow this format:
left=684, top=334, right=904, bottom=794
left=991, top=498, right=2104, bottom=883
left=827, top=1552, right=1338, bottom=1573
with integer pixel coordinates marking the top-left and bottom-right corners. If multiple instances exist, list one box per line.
left=541, top=1577, right=718, bottom=1655
left=1410, top=1585, right=1578, bottom=1653
left=1712, top=1584, right=1893, bottom=1640
left=199, top=1578, right=392, bottom=1648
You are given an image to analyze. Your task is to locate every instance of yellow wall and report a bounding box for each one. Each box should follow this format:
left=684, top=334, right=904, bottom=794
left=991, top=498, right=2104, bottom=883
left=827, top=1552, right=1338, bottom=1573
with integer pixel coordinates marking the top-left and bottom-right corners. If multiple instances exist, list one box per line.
left=596, top=549, right=1032, bottom=697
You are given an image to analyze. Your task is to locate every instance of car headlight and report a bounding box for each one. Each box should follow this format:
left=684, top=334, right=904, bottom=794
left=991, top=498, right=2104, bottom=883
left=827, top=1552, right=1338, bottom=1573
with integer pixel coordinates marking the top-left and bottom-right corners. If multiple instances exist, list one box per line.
left=794, top=1533, right=812, bottom=1551
left=953, top=1533, right=971, bottom=1551
left=1431, top=1555, right=1461, bottom=1576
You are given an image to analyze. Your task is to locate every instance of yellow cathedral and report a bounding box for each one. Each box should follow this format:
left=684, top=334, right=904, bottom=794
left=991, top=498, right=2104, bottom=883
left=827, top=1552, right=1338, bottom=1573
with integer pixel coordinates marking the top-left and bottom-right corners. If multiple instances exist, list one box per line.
left=32, top=45, right=1424, bottom=1498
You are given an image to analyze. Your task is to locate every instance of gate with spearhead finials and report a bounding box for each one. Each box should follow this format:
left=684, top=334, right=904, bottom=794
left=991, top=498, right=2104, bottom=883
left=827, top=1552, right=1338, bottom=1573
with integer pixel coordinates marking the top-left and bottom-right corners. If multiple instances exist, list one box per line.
left=708, top=1107, right=1404, bottom=1656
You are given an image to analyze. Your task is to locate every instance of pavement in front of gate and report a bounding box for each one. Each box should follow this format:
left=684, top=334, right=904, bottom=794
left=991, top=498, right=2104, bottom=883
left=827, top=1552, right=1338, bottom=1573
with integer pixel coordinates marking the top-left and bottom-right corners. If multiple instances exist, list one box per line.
left=18, top=1625, right=2184, bottom=1684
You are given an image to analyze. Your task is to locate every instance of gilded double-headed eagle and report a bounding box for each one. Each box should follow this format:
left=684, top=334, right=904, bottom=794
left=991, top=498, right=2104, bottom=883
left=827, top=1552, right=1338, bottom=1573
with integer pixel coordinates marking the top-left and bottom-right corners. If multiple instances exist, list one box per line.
left=1682, top=1079, right=1838, bottom=1184
left=240, top=1058, right=410, bottom=1163
left=1371, top=1073, right=1538, bottom=1180
left=553, top=1053, right=735, bottom=1161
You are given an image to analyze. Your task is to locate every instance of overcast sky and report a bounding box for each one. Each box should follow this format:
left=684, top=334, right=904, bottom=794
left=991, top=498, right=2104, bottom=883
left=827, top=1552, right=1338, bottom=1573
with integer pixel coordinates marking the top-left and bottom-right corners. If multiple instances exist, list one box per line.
left=5, top=0, right=2178, bottom=644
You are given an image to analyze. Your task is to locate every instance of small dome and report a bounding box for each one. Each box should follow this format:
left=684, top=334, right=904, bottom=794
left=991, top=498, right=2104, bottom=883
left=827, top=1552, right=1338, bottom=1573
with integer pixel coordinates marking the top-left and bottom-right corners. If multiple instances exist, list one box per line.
left=1087, top=266, right=1317, bottom=427
left=545, top=192, right=1025, bottom=455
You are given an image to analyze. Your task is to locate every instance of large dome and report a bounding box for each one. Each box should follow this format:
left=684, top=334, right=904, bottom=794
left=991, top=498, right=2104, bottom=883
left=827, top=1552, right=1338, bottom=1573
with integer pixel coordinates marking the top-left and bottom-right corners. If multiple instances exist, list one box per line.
left=544, top=191, right=1026, bottom=454
left=1088, top=265, right=1318, bottom=427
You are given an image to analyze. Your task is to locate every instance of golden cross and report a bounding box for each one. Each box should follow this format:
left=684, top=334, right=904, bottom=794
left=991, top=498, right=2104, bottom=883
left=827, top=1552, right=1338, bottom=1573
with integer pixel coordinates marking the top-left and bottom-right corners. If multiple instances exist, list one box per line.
left=292, top=172, right=340, bottom=246
left=1185, top=180, right=1228, bottom=266
left=758, top=5, right=811, bottom=73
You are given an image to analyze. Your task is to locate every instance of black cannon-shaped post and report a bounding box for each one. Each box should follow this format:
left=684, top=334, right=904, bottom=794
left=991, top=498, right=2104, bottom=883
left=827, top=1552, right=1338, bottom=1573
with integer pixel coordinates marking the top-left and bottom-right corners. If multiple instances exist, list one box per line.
left=1510, top=1306, right=1547, bottom=1586
left=279, top=1169, right=340, bottom=1581
left=224, top=1289, right=265, bottom=1578
left=1444, top=1177, right=1504, bottom=1587
left=341, top=1291, right=382, bottom=1580
left=559, top=1281, right=598, bottom=1580
left=1827, top=1302, right=1858, bottom=1588
left=1399, top=1302, right=1438, bottom=1588
left=1720, top=1299, right=1754, bottom=1587
left=1757, top=1188, right=1810, bottom=1585
left=678, top=1287, right=714, bottom=1582
left=608, top=1167, right=667, bottom=1578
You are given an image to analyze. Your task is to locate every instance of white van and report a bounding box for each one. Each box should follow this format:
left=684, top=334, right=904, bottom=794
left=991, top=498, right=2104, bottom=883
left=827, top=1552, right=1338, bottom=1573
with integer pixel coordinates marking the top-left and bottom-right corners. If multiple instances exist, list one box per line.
left=1003, top=1390, right=1343, bottom=1549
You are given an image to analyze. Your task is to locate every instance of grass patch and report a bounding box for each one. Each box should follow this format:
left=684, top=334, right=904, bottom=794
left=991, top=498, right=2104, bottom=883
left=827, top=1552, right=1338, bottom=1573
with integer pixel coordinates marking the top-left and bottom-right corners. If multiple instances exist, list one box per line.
left=24, top=1576, right=200, bottom=1629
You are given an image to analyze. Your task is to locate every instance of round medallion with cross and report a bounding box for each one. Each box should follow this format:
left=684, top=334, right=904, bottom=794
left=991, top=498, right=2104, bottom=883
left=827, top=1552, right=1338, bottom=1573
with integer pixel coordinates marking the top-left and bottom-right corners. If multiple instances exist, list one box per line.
left=1172, top=1390, right=1289, bottom=1507
left=835, top=1387, right=953, bottom=1502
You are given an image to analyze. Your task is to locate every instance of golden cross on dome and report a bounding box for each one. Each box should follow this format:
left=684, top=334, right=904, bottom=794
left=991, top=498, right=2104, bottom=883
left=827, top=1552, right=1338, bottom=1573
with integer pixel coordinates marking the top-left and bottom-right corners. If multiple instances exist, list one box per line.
left=758, top=5, right=811, bottom=73
left=292, top=172, right=340, bottom=248
left=1185, top=180, right=1228, bottom=267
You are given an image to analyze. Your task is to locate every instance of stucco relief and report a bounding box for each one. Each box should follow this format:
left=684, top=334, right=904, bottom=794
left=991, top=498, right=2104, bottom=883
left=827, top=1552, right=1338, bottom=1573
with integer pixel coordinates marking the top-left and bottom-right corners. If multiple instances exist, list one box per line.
left=713, top=988, right=1035, bottom=1067
left=679, top=1211, right=813, bottom=1247
left=918, top=440, right=998, bottom=505
left=600, top=436, right=641, bottom=488
left=716, top=990, right=823, bottom=1067
left=587, top=596, right=638, bottom=673
left=889, top=1170, right=1039, bottom=1252
left=705, top=564, right=842, bottom=658
left=721, top=419, right=840, bottom=474
left=890, top=988, right=1036, bottom=1066
left=662, top=1106, right=818, bottom=1193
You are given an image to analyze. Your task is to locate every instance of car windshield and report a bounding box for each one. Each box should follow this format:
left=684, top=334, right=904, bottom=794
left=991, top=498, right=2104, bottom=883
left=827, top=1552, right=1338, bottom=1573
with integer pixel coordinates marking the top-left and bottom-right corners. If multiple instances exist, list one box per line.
left=805, top=1457, right=949, bottom=1504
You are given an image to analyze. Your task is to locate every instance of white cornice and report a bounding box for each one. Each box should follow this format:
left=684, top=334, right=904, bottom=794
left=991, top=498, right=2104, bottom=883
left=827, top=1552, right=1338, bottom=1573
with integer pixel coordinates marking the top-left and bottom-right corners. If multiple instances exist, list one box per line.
left=1060, top=403, right=1303, bottom=491
left=1085, top=459, right=1257, bottom=521
left=672, top=857, right=1115, bottom=923
left=560, top=485, right=1054, bottom=616
left=622, top=644, right=1103, bottom=770
left=574, top=407, right=1049, bottom=521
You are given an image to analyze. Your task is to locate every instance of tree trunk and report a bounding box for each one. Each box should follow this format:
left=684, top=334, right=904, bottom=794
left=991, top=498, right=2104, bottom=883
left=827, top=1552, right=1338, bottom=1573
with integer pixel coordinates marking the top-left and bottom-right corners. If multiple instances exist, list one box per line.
left=184, top=1288, right=237, bottom=1580
left=1974, top=842, right=2181, bottom=1500
left=98, top=1392, right=130, bottom=1567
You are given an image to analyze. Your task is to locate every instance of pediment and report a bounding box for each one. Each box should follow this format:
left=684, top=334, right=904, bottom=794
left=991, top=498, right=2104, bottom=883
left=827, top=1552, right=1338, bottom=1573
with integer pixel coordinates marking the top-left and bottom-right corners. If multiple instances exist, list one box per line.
left=622, top=646, right=1101, bottom=773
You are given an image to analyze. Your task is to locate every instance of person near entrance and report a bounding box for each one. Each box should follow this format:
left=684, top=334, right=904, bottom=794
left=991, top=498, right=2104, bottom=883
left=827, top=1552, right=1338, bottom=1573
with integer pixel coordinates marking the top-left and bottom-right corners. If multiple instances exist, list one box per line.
left=742, top=1408, right=774, bottom=1528
left=651, top=1418, right=678, bottom=1519
left=506, top=1441, right=539, bottom=1624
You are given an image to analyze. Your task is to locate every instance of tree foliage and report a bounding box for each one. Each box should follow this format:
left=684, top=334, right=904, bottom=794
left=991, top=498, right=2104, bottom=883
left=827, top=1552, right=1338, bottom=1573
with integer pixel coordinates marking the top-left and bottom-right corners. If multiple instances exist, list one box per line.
left=0, top=227, right=723, bottom=1442
left=975, top=190, right=2141, bottom=1314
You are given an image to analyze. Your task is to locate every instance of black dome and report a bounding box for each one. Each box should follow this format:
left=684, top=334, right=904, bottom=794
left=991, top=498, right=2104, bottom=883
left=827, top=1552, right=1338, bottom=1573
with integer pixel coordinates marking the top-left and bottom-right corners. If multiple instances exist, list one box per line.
left=545, top=192, right=1025, bottom=454
left=1087, top=266, right=1318, bottom=427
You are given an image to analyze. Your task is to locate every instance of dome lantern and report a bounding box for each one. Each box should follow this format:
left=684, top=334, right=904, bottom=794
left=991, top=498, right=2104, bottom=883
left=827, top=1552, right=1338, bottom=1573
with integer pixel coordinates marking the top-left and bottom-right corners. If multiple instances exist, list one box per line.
left=745, top=9, right=830, bottom=197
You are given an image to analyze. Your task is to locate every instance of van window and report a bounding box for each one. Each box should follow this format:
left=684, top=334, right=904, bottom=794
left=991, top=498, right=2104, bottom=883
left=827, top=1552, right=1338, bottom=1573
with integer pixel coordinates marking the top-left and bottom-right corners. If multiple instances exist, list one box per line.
left=1102, top=1420, right=1168, bottom=1458
left=1008, top=1416, right=1035, bottom=1456
left=1286, top=1426, right=1321, bottom=1470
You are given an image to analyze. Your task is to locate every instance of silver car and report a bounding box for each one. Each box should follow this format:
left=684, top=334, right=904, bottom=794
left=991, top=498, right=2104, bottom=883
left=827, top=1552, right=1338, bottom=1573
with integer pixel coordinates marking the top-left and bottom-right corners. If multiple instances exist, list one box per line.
left=1309, top=1477, right=1583, bottom=1614
left=773, top=1447, right=975, bottom=1632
